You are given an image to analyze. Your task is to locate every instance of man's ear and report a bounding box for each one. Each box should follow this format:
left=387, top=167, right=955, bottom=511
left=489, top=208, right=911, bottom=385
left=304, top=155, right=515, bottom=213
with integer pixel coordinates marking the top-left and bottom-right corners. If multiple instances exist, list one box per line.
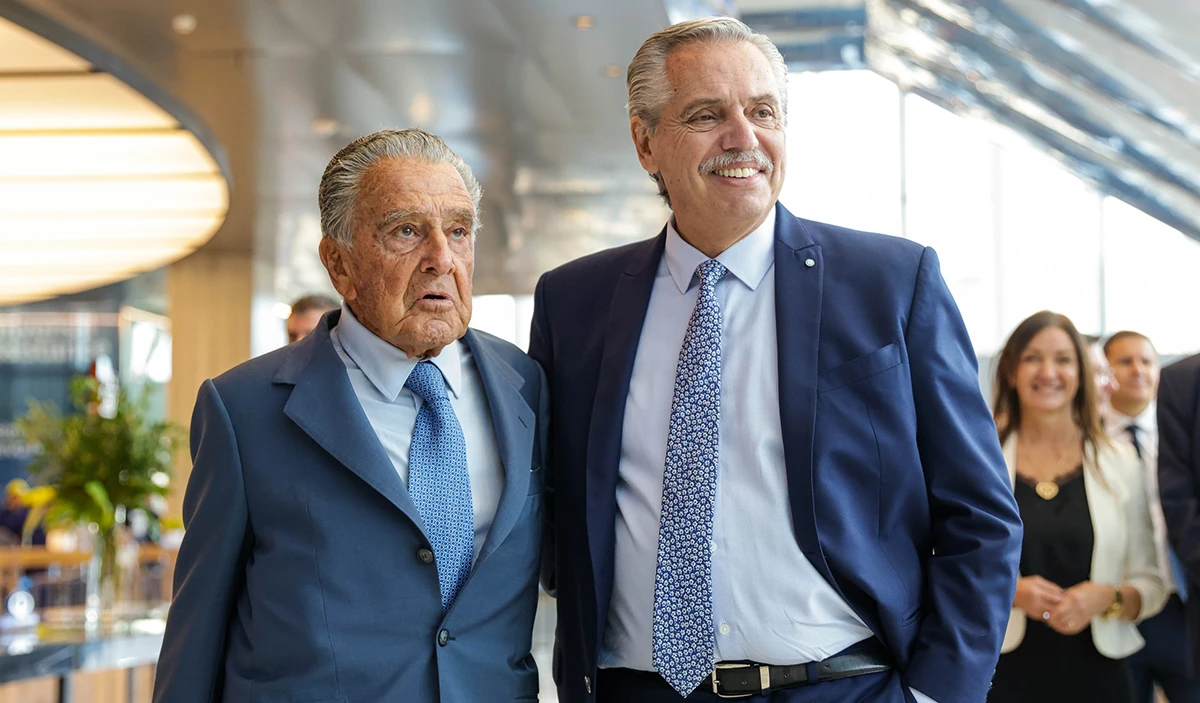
left=319, top=237, right=357, bottom=303
left=630, top=117, right=659, bottom=175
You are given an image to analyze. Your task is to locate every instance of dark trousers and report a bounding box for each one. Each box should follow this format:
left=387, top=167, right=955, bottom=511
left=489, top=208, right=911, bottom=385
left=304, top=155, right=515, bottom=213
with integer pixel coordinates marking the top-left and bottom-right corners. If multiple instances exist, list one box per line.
left=1128, top=595, right=1200, bottom=703
left=595, top=668, right=916, bottom=703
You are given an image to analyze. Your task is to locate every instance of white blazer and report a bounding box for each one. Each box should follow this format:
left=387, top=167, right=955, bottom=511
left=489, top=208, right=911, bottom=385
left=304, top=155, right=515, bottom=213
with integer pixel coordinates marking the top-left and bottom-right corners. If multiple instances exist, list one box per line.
left=1000, top=434, right=1167, bottom=658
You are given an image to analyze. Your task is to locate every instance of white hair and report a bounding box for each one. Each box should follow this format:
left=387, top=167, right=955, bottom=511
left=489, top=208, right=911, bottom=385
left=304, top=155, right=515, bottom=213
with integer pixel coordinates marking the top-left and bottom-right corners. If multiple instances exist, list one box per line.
left=317, top=128, right=482, bottom=247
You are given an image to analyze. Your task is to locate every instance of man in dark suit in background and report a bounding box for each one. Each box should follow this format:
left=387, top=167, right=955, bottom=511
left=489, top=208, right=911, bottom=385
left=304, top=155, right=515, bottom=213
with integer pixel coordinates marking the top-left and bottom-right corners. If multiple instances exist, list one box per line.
left=286, top=293, right=339, bottom=343
left=530, top=17, right=1021, bottom=703
left=1160, top=353, right=1200, bottom=682
left=154, top=129, right=548, bottom=703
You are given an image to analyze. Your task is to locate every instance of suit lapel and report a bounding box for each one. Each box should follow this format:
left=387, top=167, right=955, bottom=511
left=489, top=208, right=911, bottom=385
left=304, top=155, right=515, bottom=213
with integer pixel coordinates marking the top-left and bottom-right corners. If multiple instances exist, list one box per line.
left=466, top=330, right=536, bottom=564
left=278, top=313, right=426, bottom=534
left=586, top=233, right=665, bottom=625
left=774, top=204, right=826, bottom=564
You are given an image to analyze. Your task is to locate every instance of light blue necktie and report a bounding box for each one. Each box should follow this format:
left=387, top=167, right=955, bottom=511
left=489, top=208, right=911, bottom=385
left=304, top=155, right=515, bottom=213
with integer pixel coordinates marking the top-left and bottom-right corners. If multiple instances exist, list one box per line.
left=653, top=259, right=726, bottom=696
left=406, top=361, right=473, bottom=612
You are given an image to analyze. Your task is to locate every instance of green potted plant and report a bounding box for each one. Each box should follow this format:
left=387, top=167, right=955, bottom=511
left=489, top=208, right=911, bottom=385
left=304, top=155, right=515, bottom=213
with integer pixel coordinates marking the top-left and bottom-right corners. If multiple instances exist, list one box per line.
left=14, top=375, right=181, bottom=613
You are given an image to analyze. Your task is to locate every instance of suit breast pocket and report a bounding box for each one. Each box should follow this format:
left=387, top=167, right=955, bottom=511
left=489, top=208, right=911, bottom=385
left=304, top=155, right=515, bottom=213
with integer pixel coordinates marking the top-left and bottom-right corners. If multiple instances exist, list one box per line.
left=817, top=343, right=902, bottom=393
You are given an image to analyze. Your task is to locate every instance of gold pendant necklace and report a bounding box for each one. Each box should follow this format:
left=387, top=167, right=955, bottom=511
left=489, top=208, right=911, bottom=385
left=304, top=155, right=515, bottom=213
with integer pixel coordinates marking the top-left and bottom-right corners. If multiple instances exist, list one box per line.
left=1035, top=481, right=1060, bottom=500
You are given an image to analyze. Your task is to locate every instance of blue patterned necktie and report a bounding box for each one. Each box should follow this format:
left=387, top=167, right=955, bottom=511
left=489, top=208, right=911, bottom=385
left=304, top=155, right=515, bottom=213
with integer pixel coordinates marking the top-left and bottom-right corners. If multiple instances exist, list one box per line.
left=653, top=258, right=726, bottom=696
left=406, top=361, right=474, bottom=612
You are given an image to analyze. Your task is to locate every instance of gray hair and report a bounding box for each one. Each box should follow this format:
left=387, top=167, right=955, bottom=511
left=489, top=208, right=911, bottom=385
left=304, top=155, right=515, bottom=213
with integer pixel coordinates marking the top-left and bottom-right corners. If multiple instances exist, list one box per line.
left=318, top=128, right=482, bottom=247
left=626, top=17, right=789, bottom=205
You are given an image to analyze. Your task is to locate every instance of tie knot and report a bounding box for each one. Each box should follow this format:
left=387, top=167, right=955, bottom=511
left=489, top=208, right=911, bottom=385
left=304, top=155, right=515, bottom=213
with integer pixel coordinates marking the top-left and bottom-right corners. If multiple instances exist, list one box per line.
left=405, top=361, right=448, bottom=403
left=696, top=259, right=726, bottom=288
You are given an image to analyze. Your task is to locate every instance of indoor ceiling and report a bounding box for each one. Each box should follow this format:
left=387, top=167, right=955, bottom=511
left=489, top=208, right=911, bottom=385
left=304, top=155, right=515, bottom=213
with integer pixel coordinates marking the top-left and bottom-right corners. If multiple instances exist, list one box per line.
left=2, top=0, right=1197, bottom=305
left=0, top=7, right=228, bottom=305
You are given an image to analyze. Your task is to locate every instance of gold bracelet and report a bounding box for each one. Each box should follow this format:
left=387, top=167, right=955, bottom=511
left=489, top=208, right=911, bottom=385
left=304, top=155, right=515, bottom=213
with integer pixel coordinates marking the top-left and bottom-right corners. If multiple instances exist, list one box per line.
left=1104, top=586, right=1124, bottom=619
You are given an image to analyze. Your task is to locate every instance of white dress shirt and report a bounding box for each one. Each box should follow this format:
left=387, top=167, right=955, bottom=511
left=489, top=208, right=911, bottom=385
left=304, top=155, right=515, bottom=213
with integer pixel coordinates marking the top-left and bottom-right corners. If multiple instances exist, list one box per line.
left=1108, top=403, right=1179, bottom=593
left=330, top=304, right=505, bottom=561
left=599, top=212, right=937, bottom=703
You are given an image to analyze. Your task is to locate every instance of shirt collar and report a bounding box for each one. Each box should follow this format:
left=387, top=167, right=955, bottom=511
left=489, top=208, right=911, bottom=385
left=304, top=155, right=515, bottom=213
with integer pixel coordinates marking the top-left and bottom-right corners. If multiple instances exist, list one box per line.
left=664, top=207, right=776, bottom=294
left=1109, top=402, right=1157, bottom=434
left=335, top=303, right=462, bottom=401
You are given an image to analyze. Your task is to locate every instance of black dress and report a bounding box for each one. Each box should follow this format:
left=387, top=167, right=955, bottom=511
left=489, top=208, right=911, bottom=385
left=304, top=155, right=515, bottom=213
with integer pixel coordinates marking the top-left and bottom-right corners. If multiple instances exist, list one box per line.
left=988, top=467, right=1134, bottom=703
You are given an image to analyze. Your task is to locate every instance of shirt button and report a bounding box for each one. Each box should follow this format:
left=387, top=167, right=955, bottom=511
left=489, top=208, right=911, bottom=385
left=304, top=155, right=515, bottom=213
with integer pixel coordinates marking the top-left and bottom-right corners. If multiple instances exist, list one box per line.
left=584, top=675, right=592, bottom=694
left=417, top=548, right=434, bottom=564
left=438, top=629, right=450, bottom=646
left=719, top=622, right=731, bottom=635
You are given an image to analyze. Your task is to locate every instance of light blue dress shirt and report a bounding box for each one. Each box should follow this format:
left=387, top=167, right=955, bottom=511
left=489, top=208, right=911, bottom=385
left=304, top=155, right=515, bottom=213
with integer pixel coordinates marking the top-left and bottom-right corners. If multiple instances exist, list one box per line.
left=600, top=212, right=936, bottom=703
left=330, top=304, right=504, bottom=561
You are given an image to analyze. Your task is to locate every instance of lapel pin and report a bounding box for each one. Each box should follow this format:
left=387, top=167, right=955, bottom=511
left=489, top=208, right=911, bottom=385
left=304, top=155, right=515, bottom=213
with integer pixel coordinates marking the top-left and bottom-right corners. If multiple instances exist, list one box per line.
left=804, top=258, right=816, bottom=268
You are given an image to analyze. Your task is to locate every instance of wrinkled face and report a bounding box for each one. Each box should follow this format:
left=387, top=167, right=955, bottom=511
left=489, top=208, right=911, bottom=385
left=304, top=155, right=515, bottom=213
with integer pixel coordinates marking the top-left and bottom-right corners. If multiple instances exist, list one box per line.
left=1013, top=327, right=1080, bottom=415
left=1107, top=336, right=1159, bottom=410
left=320, top=158, right=474, bottom=358
left=1088, top=343, right=1118, bottom=408
left=286, top=309, right=326, bottom=344
left=633, top=40, right=785, bottom=236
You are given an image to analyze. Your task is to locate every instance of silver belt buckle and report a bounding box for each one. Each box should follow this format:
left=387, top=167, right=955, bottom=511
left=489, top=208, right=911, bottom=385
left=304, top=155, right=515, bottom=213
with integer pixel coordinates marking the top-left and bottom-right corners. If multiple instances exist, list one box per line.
left=712, top=662, right=771, bottom=699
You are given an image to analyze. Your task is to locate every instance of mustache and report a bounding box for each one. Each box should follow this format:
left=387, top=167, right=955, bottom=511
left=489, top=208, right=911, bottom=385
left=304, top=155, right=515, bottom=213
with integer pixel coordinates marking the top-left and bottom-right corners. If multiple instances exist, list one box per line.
left=699, top=150, right=774, bottom=174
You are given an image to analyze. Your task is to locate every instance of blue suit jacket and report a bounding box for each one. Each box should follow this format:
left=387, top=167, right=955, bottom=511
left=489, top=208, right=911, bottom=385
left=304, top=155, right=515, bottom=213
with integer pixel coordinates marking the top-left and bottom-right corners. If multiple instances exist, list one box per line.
left=153, top=311, right=549, bottom=703
left=529, top=204, right=1022, bottom=703
left=1159, top=353, right=1200, bottom=675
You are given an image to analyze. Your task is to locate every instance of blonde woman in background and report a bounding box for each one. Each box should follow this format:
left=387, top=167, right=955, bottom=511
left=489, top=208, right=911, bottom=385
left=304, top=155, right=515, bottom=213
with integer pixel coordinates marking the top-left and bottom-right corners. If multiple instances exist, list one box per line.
left=988, top=311, right=1165, bottom=703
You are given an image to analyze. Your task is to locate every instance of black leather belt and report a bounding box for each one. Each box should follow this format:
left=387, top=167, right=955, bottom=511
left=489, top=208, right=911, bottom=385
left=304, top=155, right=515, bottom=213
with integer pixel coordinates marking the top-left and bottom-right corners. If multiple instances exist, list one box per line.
left=702, top=638, right=892, bottom=698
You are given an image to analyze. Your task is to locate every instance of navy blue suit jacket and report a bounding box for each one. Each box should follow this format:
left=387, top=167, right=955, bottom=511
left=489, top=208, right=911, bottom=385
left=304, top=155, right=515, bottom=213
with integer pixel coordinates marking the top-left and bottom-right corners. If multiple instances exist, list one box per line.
left=153, top=311, right=549, bottom=703
left=529, top=204, right=1022, bottom=703
left=1159, top=353, right=1200, bottom=675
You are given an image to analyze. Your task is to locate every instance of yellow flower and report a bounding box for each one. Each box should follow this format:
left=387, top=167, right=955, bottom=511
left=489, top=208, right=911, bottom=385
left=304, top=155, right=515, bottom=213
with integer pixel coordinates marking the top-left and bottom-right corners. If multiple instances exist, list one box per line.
left=4, top=479, right=56, bottom=508
left=24, top=486, right=56, bottom=508
left=5, top=478, right=30, bottom=500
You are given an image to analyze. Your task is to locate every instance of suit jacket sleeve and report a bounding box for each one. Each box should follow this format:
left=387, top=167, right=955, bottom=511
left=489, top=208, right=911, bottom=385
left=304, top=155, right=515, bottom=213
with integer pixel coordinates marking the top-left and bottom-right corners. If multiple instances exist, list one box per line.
left=529, top=273, right=556, bottom=597
left=152, top=380, right=252, bottom=703
left=1159, top=360, right=1200, bottom=581
left=901, top=248, right=1023, bottom=703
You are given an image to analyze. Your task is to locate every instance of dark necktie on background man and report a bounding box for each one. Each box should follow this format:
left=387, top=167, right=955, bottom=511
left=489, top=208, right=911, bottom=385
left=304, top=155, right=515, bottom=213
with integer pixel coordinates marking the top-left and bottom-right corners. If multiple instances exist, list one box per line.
left=1130, top=424, right=1188, bottom=601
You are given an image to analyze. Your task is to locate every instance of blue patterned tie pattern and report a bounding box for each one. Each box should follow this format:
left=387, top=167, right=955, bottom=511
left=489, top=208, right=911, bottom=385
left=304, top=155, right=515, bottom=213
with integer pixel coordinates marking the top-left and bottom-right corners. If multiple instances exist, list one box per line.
left=406, top=361, right=474, bottom=612
left=653, top=259, right=727, bottom=696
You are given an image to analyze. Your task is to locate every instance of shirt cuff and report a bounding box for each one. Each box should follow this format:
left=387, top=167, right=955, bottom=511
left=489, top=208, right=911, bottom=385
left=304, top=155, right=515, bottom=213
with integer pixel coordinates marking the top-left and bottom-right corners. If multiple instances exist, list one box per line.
left=910, top=688, right=937, bottom=703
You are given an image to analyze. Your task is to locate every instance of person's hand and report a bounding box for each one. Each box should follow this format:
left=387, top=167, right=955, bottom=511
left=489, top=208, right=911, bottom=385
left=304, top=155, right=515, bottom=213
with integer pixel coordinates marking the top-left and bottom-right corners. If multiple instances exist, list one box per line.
left=1047, top=581, right=1113, bottom=635
left=1013, top=575, right=1064, bottom=622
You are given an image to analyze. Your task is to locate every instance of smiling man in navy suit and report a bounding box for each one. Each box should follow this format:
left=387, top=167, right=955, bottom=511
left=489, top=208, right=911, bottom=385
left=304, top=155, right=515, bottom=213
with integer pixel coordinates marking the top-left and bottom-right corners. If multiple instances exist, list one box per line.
left=154, top=129, right=548, bottom=703
left=529, top=17, right=1021, bottom=703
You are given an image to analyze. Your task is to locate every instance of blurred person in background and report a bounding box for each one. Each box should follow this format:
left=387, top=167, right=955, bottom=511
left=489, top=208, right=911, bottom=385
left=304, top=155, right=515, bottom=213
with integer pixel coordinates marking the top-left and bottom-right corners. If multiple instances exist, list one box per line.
left=1159, top=353, right=1200, bottom=688
left=1085, top=334, right=1119, bottom=423
left=1105, top=332, right=1200, bottom=702
left=286, top=293, right=339, bottom=343
left=990, top=312, right=1166, bottom=703
left=153, top=129, right=549, bottom=703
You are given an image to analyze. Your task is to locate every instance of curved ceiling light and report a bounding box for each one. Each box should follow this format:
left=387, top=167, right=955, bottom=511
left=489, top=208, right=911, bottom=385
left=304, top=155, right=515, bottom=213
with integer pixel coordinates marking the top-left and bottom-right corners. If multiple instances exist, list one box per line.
left=0, top=12, right=229, bottom=305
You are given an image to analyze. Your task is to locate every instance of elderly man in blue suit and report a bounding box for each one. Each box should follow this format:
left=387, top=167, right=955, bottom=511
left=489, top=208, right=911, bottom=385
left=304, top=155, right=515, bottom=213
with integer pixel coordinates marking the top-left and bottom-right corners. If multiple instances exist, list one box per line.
left=529, top=17, right=1022, bottom=703
left=153, top=129, right=549, bottom=703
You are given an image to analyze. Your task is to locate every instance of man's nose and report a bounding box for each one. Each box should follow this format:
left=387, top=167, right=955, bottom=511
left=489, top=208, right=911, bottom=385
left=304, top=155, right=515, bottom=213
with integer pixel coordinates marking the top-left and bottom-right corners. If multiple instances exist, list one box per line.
left=720, top=112, right=760, bottom=154
left=421, top=231, right=455, bottom=274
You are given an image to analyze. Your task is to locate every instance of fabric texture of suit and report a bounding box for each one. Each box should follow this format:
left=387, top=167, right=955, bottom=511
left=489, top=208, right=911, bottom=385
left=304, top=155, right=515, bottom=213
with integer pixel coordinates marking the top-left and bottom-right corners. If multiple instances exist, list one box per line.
left=153, top=311, right=549, bottom=703
left=1159, top=353, right=1200, bottom=675
left=998, top=435, right=1166, bottom=657
left=529, top=203, right=1023, bottom=703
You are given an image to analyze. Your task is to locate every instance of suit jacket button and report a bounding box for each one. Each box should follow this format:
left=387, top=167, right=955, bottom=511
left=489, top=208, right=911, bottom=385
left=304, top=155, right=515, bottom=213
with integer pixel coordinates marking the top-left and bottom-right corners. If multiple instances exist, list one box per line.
left=417, top=548, right=434, bottom=564
left=438, top=629, right=450, bottom=646
left=584, top=675, right=592, bottom=694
